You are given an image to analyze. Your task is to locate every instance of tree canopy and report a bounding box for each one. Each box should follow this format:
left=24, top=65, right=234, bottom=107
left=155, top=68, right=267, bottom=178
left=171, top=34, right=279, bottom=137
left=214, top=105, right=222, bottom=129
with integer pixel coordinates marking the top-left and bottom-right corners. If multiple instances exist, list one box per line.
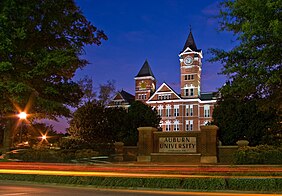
left=210, top=0, right=282, bottom=111
left=210, top=0, right=281, bottom=145
left=0, top=0, right=107, bottom=120
left=0, top=0, right=107, bottom=148
left=213, top=95, right=280, bottom=146
left=68, top=101, right=161, bottom=146
left=125, top=101, right=161, bottom=145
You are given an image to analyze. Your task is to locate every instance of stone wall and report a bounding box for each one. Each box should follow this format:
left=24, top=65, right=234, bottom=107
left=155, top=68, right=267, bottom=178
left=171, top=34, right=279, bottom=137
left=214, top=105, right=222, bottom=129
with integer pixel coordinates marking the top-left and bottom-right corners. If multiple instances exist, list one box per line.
left=113, top=127, right=248, bottom=164
left=123, top=146, right=138, bottom=161
left=217, top=146, right=238, bottom=164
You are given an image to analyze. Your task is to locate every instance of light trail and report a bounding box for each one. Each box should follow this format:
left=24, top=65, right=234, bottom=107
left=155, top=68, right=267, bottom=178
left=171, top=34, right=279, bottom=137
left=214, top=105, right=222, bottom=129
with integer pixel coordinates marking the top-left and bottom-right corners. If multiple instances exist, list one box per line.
left=0, top=169, right=281, bottom=179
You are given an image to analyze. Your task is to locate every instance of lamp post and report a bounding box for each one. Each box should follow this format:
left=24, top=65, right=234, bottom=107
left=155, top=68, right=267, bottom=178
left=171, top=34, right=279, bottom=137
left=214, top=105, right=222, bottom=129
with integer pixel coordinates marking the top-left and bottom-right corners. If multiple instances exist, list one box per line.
left=18, top=112, right=27, bottom=144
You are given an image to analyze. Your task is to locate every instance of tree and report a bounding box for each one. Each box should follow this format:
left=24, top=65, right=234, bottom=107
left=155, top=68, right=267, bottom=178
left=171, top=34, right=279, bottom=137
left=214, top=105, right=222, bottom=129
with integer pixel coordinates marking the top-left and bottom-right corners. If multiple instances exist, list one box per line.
left=68, top=102, right=127, bottom=145
left=78, top=78, right=116, bottom=106
left=77, top=75, right=97, bottom=105
left=68, top=102, right=107, bottom=144
left=209, top=0, right=282, bottom=111
left=98, top=80, right=116, bottom=106
left=209, top=0, right=281, bottom=145
left=0, top=0, right=107, bottom=148
left=124, top=101, right=161, bottom=145
left=105, top=107, right=128, bottom=142
left=213, top=94, right=280, bottom=146
left=68, top=101, right=161, bottom=147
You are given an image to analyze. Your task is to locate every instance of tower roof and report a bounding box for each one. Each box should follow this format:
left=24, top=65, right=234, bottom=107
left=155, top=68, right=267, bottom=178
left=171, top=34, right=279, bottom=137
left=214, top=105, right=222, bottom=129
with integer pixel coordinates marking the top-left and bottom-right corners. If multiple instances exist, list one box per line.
left=181, top=30, right=201, bottom=52
left=135, top=60, right=155, bottom=78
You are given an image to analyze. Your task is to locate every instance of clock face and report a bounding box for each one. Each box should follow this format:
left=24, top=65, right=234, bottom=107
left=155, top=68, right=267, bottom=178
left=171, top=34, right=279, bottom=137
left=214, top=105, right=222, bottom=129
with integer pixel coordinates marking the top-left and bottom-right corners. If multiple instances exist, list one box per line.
left=184, top=56, right=193, bottom=65
left=140, top=81, right=146, bottom=89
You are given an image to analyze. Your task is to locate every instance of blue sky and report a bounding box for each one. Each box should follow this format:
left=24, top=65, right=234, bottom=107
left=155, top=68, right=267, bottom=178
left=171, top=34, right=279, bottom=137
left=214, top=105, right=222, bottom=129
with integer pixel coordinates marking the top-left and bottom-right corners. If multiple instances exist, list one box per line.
left=73, top=0, right=236, bottom=94
left=50, top=0, right=237, bottom=132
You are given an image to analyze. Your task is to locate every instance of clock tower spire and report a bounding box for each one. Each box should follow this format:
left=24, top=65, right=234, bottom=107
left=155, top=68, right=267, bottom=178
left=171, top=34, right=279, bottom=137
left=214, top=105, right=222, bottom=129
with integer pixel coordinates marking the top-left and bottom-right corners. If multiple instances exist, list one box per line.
left=135, top=60, right=156, bottom=103
left=179, top=29, right=203, bottom=98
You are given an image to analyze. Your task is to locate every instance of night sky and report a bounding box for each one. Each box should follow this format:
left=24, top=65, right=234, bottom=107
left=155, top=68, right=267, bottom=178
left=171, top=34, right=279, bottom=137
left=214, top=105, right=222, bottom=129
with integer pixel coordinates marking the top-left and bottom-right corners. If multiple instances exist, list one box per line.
left=50, top=0, right=237, bottom=132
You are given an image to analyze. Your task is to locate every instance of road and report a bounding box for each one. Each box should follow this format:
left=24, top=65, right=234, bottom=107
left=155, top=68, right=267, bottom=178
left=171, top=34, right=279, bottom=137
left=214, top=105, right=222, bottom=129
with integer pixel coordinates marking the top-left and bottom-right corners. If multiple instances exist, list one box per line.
left=0, top=183, right=277, bottom=196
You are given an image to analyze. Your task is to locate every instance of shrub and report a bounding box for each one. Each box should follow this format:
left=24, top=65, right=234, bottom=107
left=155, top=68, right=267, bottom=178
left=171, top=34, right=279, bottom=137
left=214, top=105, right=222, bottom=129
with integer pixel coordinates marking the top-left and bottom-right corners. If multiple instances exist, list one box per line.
left=5, top=149, right=75, bottom=162
left=75, top=149, right=99, bottom=159
left=182, top=178, right=226, bottom=190
left=60, top=137, right=114, bottom=156
left=234, top=145, right=282, bottom=164
left=227, top=178, right=279, bottom=191
left=60, top=137, right=91, bottom=150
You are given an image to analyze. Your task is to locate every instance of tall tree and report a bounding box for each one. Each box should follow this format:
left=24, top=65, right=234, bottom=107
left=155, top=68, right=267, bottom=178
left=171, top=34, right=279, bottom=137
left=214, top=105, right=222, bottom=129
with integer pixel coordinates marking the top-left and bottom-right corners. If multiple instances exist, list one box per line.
left=0, top=0, right=107, bottom=149
left=209, top=0, right=281, bottom=145
left=210, top=0, right=282, bottom=111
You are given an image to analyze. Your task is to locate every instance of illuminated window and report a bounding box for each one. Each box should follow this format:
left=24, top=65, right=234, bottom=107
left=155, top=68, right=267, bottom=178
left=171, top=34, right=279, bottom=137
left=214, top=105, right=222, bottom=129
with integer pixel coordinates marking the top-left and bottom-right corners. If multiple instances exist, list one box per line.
left=204, top=105, right=210, bottom=117
left=165, top=121, right=171, bottom=131
left=157, top=105, right=163, bottom=117
left=166, top=105, right=171, bottom=117
left=173, top=120, right=180, bottom=131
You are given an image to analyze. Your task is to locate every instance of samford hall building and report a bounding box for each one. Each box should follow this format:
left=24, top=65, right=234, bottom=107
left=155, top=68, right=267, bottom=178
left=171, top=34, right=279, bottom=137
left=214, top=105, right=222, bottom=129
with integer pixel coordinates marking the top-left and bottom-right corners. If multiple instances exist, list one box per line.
left=109, top=30, right=217, bottom=132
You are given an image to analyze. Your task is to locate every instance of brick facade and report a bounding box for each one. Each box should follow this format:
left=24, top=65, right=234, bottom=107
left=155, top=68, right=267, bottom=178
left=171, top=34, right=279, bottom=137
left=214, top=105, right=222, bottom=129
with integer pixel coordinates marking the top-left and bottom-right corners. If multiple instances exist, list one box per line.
left=110, top=30, right=217, bottom=132
left=144, top=30, right=217, bottom=131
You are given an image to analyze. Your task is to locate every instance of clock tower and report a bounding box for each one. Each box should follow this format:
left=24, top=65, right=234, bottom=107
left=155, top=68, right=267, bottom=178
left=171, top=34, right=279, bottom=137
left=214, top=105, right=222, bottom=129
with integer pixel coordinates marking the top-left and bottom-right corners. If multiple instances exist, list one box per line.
left=179, top=30, right=203, bottom=98
left=135, top=60, right=156, bottom=103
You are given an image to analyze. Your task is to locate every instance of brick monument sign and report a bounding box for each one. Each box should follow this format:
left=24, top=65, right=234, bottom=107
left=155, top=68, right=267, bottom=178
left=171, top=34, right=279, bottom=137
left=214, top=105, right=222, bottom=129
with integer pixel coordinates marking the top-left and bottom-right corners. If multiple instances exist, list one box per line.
left=137, top=125, right=218, bottom=163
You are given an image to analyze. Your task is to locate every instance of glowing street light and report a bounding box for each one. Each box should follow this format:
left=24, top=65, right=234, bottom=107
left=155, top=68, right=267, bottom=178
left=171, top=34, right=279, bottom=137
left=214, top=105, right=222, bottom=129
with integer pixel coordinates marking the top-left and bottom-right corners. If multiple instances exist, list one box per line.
left=41, top=135, right=47, bottom=140
left=18, top=112, right=27, bottom=120
left=18, top=111, right=27, bottom=144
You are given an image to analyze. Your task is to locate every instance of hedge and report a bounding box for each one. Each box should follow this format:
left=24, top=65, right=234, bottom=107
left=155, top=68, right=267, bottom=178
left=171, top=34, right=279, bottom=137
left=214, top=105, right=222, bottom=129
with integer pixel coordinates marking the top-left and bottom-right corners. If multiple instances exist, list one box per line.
left=4, top=149, right=104, bottom=163
left=234, top=145, right=282, bottom=164
left=0, top=174, right=281, bottom=192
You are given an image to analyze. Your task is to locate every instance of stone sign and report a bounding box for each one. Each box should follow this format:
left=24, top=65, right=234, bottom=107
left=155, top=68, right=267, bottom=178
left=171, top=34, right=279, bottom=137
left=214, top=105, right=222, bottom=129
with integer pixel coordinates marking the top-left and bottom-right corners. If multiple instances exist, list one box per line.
left=159, top=137, right=196, bottom=153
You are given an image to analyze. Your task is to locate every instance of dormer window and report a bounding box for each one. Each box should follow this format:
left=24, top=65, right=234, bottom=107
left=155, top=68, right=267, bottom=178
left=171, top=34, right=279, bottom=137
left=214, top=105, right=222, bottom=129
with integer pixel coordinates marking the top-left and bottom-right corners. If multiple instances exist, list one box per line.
left=158, top=94, right=171, bottom=100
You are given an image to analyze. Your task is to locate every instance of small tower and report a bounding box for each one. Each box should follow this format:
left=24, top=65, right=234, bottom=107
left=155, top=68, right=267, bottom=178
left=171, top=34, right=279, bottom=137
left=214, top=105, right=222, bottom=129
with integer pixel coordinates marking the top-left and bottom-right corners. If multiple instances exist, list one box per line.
left=135, top=60, right=156, bottom=103
left=179, top=29, right=203, bottom=98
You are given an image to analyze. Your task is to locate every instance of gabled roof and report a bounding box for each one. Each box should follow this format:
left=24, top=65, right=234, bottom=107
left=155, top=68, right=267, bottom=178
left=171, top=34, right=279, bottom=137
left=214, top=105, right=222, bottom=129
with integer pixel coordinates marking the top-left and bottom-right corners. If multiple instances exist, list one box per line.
left=135, top=60, right=155, bottom=78
left=119, top=90, right=135, bottom=103
left=147, top=82, right=181, bottom=102
left=112, top=90, right=135, bottom=103
left=181, top=30, right=201, bottom=53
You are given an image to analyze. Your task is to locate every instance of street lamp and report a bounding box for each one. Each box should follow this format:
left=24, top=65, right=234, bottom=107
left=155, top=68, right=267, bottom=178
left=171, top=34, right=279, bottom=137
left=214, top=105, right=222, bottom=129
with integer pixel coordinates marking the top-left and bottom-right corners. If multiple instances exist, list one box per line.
left=18, top=112, right=27, bottom=144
